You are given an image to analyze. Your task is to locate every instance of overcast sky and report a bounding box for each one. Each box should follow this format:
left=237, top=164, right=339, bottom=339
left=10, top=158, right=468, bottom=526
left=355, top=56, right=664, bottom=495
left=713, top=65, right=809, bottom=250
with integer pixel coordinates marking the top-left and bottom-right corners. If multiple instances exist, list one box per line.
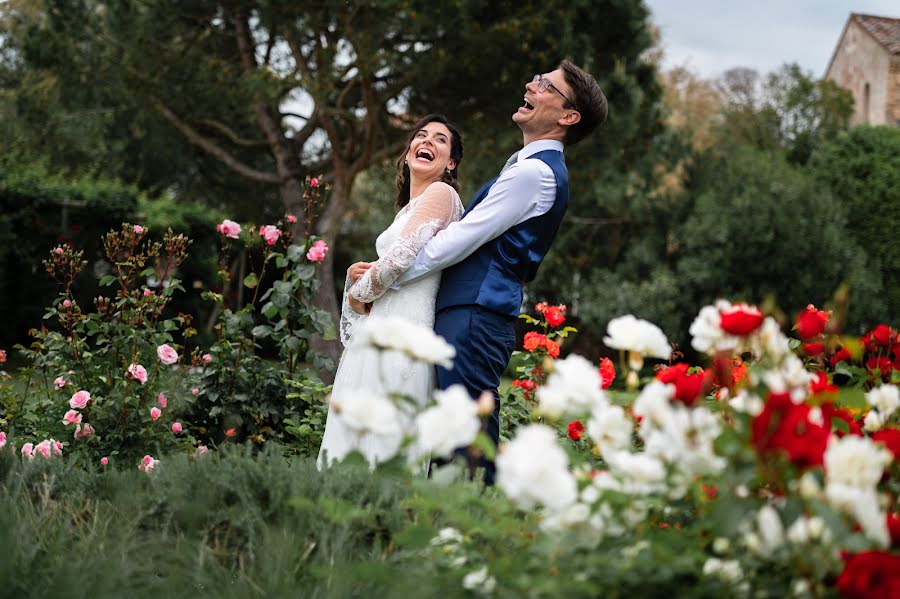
left=644, top=0, right=899, bottom=79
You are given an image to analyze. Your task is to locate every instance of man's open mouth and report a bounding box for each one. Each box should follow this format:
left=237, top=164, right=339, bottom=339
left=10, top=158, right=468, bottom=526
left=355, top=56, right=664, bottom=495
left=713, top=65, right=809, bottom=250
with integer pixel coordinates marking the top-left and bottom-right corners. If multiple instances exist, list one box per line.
left=521, top=97, right=535, bottom=111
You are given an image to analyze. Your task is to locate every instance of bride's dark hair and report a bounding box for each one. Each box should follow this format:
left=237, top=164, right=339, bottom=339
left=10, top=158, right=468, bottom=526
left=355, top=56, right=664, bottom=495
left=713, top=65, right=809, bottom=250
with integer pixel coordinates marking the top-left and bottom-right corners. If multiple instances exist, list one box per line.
left=395, top=114, right=463, bottom=208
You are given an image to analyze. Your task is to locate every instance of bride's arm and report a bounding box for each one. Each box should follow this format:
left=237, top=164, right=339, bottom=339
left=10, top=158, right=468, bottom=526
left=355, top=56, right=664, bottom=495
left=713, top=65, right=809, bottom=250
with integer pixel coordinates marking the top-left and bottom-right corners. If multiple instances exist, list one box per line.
left=348, top=182, right=458, bottom=304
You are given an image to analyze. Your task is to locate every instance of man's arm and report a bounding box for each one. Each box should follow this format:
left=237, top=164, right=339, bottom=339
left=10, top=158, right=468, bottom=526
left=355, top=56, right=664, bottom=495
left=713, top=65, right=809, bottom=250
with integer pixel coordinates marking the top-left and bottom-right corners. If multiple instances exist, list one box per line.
left=394, top=159, right=557, bottom=286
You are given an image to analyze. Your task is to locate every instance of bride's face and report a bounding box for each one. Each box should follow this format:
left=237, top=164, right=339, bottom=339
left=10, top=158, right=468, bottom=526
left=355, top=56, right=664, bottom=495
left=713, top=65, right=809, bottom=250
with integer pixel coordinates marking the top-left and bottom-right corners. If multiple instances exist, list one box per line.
left=405, top=122, right=456, bottom=184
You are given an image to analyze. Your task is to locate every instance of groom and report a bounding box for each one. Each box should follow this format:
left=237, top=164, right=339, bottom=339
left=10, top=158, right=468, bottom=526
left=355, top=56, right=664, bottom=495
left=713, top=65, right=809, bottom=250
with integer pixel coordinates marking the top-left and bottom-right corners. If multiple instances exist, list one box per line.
left=374, top=61, right=606, bottom=483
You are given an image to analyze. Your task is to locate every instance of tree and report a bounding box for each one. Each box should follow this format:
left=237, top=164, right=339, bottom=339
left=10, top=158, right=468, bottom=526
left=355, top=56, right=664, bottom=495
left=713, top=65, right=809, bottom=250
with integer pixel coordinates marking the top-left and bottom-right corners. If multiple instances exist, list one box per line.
left=810, top=125, right=900, bottom=324
left=715, top=63, right=853, bottom=165
left=2, top=0, right=662, bottom=366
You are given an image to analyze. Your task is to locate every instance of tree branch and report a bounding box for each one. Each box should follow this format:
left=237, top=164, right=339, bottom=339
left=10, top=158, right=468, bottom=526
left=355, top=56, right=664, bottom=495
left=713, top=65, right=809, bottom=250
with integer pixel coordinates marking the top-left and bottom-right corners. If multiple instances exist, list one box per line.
left=198, top=118, right=269, bottom=147
left=152, top=99, right=282, bottom=185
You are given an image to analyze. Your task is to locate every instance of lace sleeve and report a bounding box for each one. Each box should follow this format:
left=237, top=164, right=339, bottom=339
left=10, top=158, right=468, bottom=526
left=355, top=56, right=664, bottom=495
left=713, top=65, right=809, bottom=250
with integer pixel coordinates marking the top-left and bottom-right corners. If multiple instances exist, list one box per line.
left=349, top=182, right=459, bottom=304
left=339, top=273, right=366, bottom=347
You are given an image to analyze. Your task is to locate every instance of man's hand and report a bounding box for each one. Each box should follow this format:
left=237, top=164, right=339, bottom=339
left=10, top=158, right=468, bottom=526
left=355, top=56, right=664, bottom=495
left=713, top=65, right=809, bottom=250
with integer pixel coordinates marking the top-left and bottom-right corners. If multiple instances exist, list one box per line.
left=347, top=262, right=372, bottom=284
left=348, top=295, right=371, bottom=315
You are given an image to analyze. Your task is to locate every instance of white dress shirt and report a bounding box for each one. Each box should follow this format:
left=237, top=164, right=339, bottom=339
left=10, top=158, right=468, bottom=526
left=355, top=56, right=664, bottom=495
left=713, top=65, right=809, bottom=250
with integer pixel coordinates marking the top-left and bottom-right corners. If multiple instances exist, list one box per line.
left=395, top=139, right=564, bottom=286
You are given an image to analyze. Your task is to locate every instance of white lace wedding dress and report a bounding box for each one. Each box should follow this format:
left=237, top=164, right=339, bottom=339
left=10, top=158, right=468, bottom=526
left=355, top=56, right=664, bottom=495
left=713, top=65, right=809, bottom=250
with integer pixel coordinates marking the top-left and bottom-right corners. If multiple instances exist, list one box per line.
left=317, top=181, right=463, bottom=469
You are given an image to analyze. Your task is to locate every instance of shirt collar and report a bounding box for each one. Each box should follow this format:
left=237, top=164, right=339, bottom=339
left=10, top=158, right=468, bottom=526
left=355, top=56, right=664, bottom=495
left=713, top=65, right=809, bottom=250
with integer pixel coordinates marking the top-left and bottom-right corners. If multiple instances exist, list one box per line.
left=518, top=139, right=564, bottom=160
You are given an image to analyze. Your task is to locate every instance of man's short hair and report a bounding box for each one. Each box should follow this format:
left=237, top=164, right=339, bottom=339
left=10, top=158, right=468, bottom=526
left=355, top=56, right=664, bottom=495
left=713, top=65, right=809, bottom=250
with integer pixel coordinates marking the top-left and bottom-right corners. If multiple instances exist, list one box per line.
left=559, top=59, right=608, bottom=145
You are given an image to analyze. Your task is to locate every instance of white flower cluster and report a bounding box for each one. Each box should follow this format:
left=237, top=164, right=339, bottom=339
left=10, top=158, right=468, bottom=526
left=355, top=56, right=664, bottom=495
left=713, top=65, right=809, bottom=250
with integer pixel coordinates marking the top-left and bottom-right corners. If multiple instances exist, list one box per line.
left=603, top=315, right=671, bottom=360
left=762, top=354, right=816, bottom=404
left=329, top=388, right=403, bottom=466
left=689, top=301, right=790, bottom=361
left=863, top=384, right=899, bottom=432
left=495, top=424, right=577, bottom=513
left=536, top=354, right=606, bottom=418
left=355, top=316, right=456, bottom=368
left=415, top=385, right=481, bottom=458
left=632, top=380, right=725, bottom=489
left=824, top=435, right=892, bottom=547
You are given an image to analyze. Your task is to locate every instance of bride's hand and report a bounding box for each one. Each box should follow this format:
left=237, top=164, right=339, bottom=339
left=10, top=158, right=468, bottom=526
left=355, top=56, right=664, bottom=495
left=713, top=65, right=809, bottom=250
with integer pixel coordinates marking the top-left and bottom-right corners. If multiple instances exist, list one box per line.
left=348, top=262, right=372, bottom=283
left=348, top=295, right=371, bottom=315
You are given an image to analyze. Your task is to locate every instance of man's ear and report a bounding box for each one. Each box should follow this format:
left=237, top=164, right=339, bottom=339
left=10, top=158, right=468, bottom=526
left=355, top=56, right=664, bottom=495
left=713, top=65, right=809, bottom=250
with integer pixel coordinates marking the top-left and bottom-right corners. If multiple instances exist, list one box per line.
left=559, top=110, right=581, bottom=127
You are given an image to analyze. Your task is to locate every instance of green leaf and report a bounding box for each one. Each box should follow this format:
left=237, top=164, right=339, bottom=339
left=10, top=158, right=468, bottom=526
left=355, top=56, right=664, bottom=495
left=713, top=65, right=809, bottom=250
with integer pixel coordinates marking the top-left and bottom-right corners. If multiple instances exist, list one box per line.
left=99, top=275, right=117, bottom=287
left=252, top=325, right=272, bottom=339
left=295, top=263, right=316, bottom=281
left=286, top=245, right=304, bottom=262
left=243, top=273, right=259, bottom=288
left=261, top=302, right=278, bottom=319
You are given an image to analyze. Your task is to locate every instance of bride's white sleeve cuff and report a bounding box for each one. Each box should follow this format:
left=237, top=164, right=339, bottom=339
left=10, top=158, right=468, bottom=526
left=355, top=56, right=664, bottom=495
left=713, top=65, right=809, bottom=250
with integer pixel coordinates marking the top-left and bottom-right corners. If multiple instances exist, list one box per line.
left=339, top=274, right=366, bottom=347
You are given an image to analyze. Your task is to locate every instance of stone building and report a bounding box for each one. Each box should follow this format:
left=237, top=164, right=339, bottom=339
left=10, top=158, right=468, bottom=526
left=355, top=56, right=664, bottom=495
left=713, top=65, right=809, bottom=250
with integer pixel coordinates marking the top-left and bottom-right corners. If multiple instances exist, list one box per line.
left=825, top=13, right=900, bottom=127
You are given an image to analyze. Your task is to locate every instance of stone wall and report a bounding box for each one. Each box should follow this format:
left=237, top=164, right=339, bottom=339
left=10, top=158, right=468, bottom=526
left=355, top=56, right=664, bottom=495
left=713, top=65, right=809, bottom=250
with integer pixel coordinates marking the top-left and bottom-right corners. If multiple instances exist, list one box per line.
left=826, top=20, right=893, bottom=126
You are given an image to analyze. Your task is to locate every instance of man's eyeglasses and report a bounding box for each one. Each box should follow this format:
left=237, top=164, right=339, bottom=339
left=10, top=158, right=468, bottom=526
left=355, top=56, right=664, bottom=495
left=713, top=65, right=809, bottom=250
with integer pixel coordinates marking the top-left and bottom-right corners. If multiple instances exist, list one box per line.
left=532, top=75, right=577, bottom=110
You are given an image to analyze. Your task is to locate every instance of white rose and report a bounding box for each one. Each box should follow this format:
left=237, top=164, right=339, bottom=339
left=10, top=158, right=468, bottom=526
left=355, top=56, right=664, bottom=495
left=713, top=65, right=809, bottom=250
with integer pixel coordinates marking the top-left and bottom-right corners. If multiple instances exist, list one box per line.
left=536, top=354, right=606, bottom=419
left=586, top=403, right=633, bottom=456
left=415, top=385, right=481, bottom=457
left=604, top=315, right=671, bottom=360
left=866, top=385, right=899, bottom=418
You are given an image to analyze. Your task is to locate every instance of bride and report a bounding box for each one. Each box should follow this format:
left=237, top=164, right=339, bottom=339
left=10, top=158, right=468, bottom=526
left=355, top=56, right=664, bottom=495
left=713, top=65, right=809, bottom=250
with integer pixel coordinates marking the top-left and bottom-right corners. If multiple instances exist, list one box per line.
left=317, top=114, right=464, bottom=469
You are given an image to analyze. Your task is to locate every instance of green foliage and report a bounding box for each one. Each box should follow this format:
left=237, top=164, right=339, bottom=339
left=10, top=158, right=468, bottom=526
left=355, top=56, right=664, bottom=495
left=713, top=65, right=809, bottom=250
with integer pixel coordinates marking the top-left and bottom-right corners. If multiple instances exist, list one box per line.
left=809, top=125, right=900, bottom=324
left=8, top=225, right=202, bottom=464
left=0, top=159, right=139, bottom=345
left=675, top=147, right=884, bottom=335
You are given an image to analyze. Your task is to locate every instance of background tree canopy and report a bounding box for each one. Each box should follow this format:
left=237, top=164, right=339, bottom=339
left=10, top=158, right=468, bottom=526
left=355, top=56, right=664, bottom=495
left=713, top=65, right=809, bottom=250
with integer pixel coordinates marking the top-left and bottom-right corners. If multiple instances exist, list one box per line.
left=0, top=0, right=896, bottom=362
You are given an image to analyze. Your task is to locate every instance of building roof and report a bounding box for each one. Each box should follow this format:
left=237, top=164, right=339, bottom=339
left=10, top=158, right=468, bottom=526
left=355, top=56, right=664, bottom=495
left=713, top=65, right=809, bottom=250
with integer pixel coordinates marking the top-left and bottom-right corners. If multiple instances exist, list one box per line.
left=852, top=13, right=900, bottom=54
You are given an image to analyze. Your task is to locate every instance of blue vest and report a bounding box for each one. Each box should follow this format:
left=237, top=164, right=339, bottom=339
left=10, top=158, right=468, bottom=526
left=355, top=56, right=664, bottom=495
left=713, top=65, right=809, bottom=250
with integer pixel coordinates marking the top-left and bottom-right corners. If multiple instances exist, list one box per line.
left=436, top=150, right=568, bottom=316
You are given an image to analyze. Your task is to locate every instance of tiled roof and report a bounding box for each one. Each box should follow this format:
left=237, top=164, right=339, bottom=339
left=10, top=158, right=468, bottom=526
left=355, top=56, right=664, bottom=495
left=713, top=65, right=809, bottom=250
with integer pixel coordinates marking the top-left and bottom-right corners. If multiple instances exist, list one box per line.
left=852, top=13, right=900, bottom=54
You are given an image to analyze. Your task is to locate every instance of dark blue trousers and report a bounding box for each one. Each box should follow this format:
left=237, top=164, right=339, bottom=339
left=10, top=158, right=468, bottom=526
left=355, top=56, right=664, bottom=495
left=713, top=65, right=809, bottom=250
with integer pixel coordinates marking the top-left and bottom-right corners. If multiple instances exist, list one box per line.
left=434, top=305, right=516, bottom=485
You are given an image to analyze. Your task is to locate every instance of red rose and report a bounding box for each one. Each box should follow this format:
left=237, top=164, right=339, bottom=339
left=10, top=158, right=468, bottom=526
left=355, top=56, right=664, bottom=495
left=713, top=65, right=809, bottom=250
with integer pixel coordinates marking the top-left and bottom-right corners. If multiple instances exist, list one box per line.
left=820, top=402, right=862, bottom=437
left=523, top=331, right=547, bottom=352
left=598, top=357, right=616, bottom=390
left=718, top=304, right=764, bottom=336
left=837, top=550, right=900, bottom=599
left=534, top=302, right=548, bottom=314
left=545, top=339, right=560, bottom=358
left=731, top=359, right=747, bottom=386
left=872, top=428, right=900, bottom=461
left=867, top=356, right=894, bottom=378
left=795, top=304, right=830, bottom=339
left=809, top=371, right=839, bottom=397
left=567, top=420, right=584, bottom=441
left=802, top=342, right=824, bottom=356
left=831, top=346, right=852, bottom=366
left=512, top=378, right=536, bottom=392
left=544, top=306, right=566, bottom=327
left=656, top=363, right=706, bottom=406
left=872, top=324, right=897, bottom=347
left=752, top=392, right=830, bottom=468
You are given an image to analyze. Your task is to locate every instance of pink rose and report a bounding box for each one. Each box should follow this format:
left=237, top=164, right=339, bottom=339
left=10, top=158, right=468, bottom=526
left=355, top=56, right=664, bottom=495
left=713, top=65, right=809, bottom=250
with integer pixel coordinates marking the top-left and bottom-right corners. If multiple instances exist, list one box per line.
left=171, top=422, right=183, bottom=434
left=191, top=388, right=199, bottom=396
left=52, top=440, right=63, bottom=456
left=127, top=363, right=148, bottom=385
left=0, top=431, right=6, bottom=449
left=259, top=225, right=281, bottom=246
left=74, top=423, right=95, bottom=440
left=62, top=299, right=71, bottom=308
left=156, top=344, right=179, bottom=365
left=143, top=289, right=153, bottom=297
left=54, top=376, right=67, bottom=390
left=69, top=390, right=91, bottom=409
left=54, top=247, right=64, bottom=255
left=21, top=442, right=34, bottom=459
left=150, top=407, right=161, bottom=421
left=310, top=177, right=319, bottom=188
left=139, top=455, right=158, bottom=473
left=287, top=215, right=297, bottom=224
left=62, top=409, right=82, bottom=426
left=157, top=392, right=167, bottom=408
left=306, top=240, right=328, bottom=263
left=133, top=225, right=144, bottom=234
left=35, top=440, right=52, bottom=458
left=216, top=219, right=242, bottom=239
left=202, top=353, right=212, bottom=363
left=196, top=445, right=208, bottom=457
left=100, top=456, right=109, bottom=466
